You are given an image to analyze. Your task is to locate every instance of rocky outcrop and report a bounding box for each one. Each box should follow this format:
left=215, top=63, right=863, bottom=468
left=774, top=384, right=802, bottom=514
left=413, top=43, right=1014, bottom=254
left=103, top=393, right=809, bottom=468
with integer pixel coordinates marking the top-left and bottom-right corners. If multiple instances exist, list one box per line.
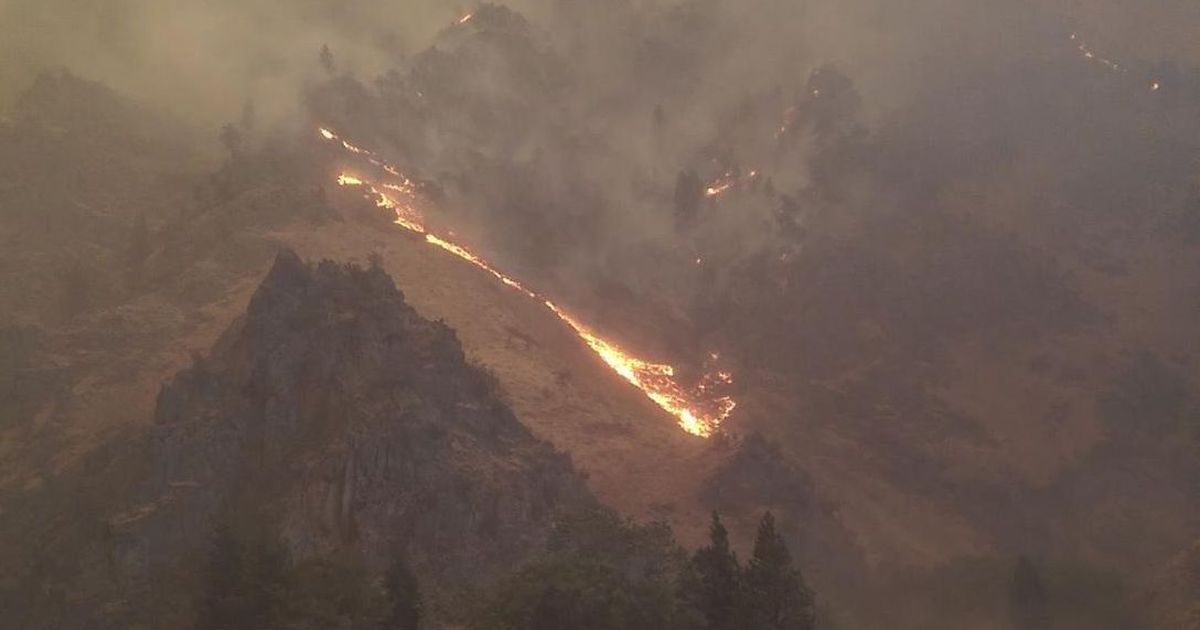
left=1147, top=541, right=1200, bottom=630
left=124, top=250, right=591, bottom=594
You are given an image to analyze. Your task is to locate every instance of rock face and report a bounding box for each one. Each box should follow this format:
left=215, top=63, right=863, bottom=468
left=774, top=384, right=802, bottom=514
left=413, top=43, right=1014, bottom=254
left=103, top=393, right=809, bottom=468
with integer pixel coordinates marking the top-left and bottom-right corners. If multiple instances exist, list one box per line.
left=1147, top=541, right=1200, bottom=630
left=132, top=250, right=591, bottom=592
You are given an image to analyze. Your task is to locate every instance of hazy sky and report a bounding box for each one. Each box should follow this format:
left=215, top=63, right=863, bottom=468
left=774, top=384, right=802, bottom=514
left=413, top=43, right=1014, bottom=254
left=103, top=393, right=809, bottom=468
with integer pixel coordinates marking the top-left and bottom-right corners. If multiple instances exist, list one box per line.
left=0, top=0, right=504, bottom=123
left=4, top=0, right=1198, bottom=129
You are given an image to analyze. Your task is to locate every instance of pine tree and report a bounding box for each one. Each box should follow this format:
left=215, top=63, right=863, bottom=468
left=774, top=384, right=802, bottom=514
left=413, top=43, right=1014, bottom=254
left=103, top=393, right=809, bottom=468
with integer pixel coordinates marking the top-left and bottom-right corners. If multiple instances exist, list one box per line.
left=195, top=526, right=243, bottom=630
left=240, top=535, right=290, bottom=629
left=692, top=512, right=742, bottom=630
left=193, top=526, right=290, bottom=630
left=653, top=104, right=667, bottom=129
left=672, top=558, right=709, bottom=630
left=319, top=45, right=336, bottom=75
left=219, top=123, right=243, bottom=157
left=530, top=586, right=576, bottom=630
left=774, top=195, right=803, bottom=241
left=1009, top=556, right=1050, bottom=630
left=382, top=557, right=422, bottom=630
left=743, top=512, right=814, bottom=630
left=674, top=169, right=704, bottom=230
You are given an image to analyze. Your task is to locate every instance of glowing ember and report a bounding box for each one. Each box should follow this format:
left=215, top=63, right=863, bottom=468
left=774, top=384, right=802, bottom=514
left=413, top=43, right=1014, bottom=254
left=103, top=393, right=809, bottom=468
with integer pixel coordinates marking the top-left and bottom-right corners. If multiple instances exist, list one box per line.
left=776, top=105, right=798, bottom=139
left=382, top=181, right=416, bottom=195
left=342, top=140, right=368, bottom=154
left=424, top=233, right=538, bottom=300
left=705, top=169, right=760, bottom=198
left=706, top=181, right=733, bottom=198
left=545, top=301, right=735, bottom=437
left=320, top=127, right=735, bottom=436
left=1070, top=32, right=1125, bottom=73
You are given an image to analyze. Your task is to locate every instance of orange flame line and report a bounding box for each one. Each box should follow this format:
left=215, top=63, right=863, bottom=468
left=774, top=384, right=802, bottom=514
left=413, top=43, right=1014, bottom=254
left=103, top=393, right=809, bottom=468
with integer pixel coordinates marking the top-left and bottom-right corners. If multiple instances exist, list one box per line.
left=320, top=127, right=734, bottom=436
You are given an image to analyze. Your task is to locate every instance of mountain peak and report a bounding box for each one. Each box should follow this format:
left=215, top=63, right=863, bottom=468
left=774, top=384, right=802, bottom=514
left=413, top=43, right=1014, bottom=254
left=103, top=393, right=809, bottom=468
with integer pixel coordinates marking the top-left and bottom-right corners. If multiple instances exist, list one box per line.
left=136, top=256, right=591, bottom=596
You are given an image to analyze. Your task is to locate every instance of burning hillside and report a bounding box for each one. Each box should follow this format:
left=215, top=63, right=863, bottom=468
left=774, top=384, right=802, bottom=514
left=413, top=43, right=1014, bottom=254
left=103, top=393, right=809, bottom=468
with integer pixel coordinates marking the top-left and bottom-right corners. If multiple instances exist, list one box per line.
left=319, top=127, right=735, bottom=437
left=8, top=2, right=1200, bottom=629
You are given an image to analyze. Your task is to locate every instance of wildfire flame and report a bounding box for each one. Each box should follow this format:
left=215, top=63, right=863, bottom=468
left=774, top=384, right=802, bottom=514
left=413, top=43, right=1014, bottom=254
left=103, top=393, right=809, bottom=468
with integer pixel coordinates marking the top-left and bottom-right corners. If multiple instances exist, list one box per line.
left=705, top=169, right=759, bottom=199
left=775, top=105, right=798, bottom=139
left=319, top=127, right=735, bottom=436
left=1070, top=32, right=1124, bottom=73
left=1068, top=33, right=1165, bottom=94
left=706, top=181, right=734, bottom=198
